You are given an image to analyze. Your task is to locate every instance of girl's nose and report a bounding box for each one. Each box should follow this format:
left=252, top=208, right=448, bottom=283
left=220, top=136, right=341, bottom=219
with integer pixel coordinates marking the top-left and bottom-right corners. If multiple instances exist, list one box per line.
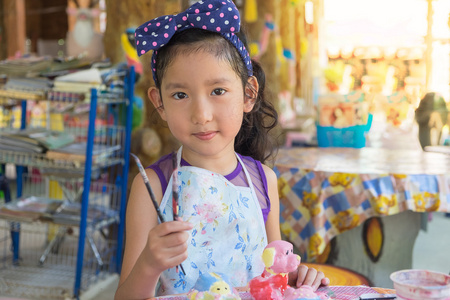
left=191, top=98, right=213, bottom=125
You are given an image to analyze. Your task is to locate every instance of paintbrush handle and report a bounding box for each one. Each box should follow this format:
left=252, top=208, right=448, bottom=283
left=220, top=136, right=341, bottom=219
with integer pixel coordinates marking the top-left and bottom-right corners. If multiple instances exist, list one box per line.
left=179, top=263, right=186, bottom=275
left=143, top=182, right=166, bottom=223
left=131, top=153, right=166, bottom=223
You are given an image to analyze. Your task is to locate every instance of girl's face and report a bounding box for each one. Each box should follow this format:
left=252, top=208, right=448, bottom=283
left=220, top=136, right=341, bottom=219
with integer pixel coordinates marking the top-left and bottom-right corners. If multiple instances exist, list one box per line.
left=149, top=49, right=257, bottom=161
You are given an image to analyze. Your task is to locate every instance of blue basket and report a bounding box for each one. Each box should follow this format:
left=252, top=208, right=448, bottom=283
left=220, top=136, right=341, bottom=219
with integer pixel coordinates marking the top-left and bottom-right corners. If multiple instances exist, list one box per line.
left=316, top=114, right=373, bottom=148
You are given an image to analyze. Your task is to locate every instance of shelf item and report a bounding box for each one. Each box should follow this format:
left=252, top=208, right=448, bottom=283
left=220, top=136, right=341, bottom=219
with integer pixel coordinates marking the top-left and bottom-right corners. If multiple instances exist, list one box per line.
left=0, top=55, right=52, bottom=77
left=46, top=142, right=121, bottom=164
left=0, top=128, right=76, bottom=153
left=0, top=196, right=117, bottom=226
left=46, top=201, right=118, bottom=226
left=0, top=132, right=47, bottom=153
left=0, top=150, right=123, bottom=174
left=0, top=89, right=45, bottom=101
left=0, top=196, right=62, bottom=222
left=47, top=90, right=86, bottom=102
left=52, top=68, right=104, bottom=101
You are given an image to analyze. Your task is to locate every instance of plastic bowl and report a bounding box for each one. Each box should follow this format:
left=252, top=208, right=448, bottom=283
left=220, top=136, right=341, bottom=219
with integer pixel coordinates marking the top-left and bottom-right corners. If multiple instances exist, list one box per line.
left=390, top=269, right=450, bottom=300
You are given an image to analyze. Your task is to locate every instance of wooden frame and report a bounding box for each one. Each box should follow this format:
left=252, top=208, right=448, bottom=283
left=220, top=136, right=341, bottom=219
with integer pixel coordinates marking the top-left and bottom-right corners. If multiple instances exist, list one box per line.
left=3, top=0, right=26, bottom=58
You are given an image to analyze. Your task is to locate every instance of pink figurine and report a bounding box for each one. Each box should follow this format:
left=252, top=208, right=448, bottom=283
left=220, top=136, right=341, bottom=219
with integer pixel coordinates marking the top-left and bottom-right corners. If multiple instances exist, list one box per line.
left=249, top=241, right=330, bottom=300
left=249, top=240, right=300, bottom=300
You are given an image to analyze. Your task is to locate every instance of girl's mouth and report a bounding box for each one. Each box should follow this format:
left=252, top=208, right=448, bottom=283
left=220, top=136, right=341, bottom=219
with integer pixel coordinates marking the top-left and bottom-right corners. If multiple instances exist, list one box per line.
left=193, top=131, right=217, bottom=141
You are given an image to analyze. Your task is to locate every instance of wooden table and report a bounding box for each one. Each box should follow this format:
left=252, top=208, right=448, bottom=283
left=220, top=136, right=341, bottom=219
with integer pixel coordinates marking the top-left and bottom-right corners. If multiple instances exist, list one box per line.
left=303, top=262, right=371, bottom=286
left=274, top=147, right=450, bottom=287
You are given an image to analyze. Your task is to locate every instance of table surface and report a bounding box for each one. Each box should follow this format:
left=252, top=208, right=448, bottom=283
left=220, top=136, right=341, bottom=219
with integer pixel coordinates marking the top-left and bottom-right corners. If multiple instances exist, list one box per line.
left=303, top=262, right=371, bottom=286
left=274, top=147, right=450, bottom=175
left=274, top=147, right=450, bottom=261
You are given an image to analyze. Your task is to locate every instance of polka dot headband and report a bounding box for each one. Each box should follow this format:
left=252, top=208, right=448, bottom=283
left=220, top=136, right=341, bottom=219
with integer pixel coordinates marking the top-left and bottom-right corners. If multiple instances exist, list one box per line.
left=135, top=0, right=253, bottom=84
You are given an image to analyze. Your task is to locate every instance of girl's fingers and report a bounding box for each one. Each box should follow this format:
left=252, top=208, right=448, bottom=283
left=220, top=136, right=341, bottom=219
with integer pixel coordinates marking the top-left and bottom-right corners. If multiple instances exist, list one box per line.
left=160, top=238, right=189, bottom=258
left=311, top=271, right=326, bottom=290
left=157, top=252, right=189, bottom=271
left=146, top=221, right=191, bottom=265
left=302, top=267, right=318, bottom=287
left=150, top=252, right=188, bottom=271
left=296, top=265, right=309, bottom=287
left=167, top=247, right=189, bottom=264
left=156, top=221, right=193, bottom=236
left=297, top=265, right=327, bottom=291
left=149, top=221, right=192, bottom=245
left=159, top=230, right=191, bottom=248
left=321, top=276, right=330, bottom=287
left=146, top=235, right=189, bottom=270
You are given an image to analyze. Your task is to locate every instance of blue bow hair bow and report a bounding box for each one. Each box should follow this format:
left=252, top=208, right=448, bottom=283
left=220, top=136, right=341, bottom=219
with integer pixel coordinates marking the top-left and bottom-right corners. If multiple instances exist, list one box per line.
left=135, top=0, right=253, bottom=83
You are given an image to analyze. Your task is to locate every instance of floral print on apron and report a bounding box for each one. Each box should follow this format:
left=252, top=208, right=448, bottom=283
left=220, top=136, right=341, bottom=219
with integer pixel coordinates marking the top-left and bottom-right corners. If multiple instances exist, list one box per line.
left=157, top=147, right=268, bottom=295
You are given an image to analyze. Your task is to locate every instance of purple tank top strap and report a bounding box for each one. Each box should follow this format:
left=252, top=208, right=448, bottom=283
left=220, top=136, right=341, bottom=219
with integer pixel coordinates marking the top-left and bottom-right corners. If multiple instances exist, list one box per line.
left=147, top=152, right=175, bottom=193
left=237, top=154, right=271, bottom=222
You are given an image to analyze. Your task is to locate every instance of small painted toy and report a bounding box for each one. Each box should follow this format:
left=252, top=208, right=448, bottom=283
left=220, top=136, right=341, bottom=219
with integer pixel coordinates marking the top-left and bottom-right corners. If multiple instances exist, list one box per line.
left=249, top=240, right=300, bottom=300
left=188, top=272, right=241, bottom=300
left=249, top=240, right=329, bottom=300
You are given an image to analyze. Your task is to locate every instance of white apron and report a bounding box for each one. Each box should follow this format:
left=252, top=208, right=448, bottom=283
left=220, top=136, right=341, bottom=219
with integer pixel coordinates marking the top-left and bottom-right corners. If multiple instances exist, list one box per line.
left=157, top=147, right=268, bottom=295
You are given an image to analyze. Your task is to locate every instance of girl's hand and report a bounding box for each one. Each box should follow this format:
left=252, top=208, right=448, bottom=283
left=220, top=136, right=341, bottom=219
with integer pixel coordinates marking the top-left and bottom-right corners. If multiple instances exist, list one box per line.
left=144, top=220, right=193, bottom=273
left=289, top=265, right=330, bottom=291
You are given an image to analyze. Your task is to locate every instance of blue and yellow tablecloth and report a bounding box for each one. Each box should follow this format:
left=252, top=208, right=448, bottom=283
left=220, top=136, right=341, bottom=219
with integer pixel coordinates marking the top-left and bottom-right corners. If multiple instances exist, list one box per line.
left=274, top=147, right=450, bottom=261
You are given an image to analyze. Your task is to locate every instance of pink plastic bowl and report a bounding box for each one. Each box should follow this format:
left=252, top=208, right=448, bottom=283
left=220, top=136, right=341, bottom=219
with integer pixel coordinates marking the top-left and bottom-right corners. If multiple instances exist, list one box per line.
left=390, top=269, right=450, bottom=300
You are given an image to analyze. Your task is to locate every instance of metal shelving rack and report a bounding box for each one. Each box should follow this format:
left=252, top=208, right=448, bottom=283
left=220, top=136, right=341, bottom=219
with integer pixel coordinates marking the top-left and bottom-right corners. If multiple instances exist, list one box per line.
left=0, top=67, right=134, bottom=299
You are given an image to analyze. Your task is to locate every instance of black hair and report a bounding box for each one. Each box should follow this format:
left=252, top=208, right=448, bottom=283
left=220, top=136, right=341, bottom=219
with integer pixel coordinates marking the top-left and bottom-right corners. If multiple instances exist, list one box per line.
left=153, top=28, right=278, bottom=164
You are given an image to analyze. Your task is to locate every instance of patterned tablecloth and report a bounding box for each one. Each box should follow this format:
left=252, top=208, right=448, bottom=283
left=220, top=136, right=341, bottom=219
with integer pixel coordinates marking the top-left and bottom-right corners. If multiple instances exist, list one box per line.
left=274, top=147, right=450, bottom=261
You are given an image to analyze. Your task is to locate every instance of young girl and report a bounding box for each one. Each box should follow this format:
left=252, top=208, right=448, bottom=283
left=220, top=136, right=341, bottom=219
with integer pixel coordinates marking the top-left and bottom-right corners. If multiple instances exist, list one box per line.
left=115, top=1, right=329, bottom=299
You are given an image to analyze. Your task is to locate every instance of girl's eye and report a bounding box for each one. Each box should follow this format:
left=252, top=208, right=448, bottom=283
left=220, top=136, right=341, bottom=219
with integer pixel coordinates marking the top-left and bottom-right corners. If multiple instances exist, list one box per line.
left=173, top=92, right=187, bottom=100
left=211, top=88, right=225, bottom=96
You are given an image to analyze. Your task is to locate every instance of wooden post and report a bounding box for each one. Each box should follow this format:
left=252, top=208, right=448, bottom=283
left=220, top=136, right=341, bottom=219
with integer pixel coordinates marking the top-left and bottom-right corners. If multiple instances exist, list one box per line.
left=294, top=3, right=305, bottom=100
left=3, top=0, right=26, bottom=57
left=244, top=0, right=280, bottom=115
left=279, top=0, right=296, bottom=93
left=425, top=0, right=433, bottom=91
left=0, top=0, right=5, bottom=60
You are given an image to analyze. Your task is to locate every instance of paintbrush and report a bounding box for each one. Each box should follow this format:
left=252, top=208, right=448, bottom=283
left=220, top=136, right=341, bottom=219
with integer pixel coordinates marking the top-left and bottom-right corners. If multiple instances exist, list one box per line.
left=171, top=153, right=187, bottom=275
left=172, top=153, right=180, bottom=221
left=130, top=153, right=186, bottom=275
left=171, top=153, right=186, bottom=275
